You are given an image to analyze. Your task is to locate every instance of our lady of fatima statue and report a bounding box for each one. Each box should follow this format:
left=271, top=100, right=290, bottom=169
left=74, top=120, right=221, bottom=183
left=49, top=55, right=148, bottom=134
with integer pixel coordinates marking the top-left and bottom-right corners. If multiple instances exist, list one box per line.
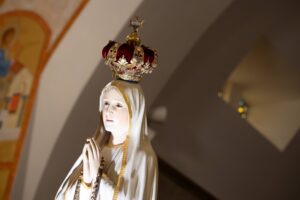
left=55, top=17, right=158, bottom=200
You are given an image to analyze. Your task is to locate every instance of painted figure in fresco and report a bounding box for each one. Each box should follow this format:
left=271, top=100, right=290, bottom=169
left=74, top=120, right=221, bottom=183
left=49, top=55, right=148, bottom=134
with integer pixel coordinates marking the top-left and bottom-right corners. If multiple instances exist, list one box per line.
left=0, top=27, right=32, bottom=131
left=0, top=27, right=17, bottom=111
left=55, top=18, right=159, bottom=200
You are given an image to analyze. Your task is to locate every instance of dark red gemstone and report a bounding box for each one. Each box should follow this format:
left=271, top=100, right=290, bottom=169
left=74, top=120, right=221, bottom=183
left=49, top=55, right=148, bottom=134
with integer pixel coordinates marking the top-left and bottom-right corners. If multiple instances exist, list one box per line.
left=142, top=45, right=155, bottom=64
left=116, top=43, right=134, bottom=63
left=102, top=41, right=116, bottom=58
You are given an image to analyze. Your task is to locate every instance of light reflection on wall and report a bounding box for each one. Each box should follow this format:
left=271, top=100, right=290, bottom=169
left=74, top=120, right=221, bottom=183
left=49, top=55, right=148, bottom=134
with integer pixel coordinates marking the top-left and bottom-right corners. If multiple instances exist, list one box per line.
left=219, top=36, right=300, bottom=151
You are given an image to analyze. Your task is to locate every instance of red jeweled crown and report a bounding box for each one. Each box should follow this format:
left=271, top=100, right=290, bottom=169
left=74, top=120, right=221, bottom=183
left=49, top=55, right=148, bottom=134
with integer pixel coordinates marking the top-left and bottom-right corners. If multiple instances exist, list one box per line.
left=102, top=17, right=158, bottom=82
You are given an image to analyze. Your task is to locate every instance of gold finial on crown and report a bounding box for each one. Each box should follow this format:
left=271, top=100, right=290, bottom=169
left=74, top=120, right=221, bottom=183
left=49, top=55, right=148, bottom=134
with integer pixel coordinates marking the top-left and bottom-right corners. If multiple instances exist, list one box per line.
left=126, top=16, right=144, bottom=45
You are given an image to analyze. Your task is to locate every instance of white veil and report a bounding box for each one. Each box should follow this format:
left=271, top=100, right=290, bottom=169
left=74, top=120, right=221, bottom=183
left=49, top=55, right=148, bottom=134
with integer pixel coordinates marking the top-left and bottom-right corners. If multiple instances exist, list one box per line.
left=55, top=79, right=158, bottom=200
left=99, top=80, right=158, bottom=200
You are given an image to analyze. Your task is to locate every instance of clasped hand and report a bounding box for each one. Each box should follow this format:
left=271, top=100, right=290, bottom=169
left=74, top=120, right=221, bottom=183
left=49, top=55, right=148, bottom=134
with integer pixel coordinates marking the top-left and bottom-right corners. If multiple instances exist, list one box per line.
left=82, top=138, right=101, bottom=184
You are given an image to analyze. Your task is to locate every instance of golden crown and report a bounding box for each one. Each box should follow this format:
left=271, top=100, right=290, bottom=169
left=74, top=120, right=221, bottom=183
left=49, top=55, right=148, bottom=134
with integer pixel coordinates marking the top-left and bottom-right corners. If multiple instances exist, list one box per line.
left=102, top=17, right=158, bottom=82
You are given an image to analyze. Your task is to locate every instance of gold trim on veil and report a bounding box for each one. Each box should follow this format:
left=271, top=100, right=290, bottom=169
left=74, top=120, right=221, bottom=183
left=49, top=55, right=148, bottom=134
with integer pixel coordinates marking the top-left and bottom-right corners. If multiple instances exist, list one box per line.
left=62, top=81, right=133, bottom=200
left=110, top=81, right=132, bottom=200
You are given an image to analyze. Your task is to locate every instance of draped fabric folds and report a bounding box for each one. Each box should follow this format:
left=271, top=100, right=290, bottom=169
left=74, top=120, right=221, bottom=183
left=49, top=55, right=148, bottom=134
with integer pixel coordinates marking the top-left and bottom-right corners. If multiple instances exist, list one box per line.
left=55, top=80, right=158, bottom=200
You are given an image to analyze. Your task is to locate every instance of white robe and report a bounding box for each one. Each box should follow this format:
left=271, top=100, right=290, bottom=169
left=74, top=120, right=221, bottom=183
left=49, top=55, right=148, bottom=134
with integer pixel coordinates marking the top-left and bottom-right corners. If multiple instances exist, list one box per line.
left=55, top=142, right=157, bottom=200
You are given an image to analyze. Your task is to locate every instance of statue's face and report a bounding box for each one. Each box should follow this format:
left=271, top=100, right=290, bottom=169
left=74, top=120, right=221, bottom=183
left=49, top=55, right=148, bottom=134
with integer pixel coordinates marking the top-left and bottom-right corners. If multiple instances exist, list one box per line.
left=102, top=88, right=129, bottom=142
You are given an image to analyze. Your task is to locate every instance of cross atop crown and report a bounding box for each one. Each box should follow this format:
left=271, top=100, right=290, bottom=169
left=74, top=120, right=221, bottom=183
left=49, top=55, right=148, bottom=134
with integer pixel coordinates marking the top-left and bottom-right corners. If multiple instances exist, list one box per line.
left=130, top=16, right=144, bottom=33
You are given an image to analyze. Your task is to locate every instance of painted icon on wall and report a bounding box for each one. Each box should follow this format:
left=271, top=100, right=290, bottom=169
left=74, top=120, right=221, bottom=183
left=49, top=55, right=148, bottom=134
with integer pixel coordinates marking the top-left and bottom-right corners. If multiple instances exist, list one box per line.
left=0, top=0, right=89, bottom=198
left=0, top=11, right=50, bottom=199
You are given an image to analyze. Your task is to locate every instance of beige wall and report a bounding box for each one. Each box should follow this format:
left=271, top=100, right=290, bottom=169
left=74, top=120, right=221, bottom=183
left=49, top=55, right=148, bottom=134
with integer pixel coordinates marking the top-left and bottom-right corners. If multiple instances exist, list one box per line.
left=13, top=0, right=300, bottom=200
left=12, top=0, right=234, bottom=199
left=152, top=1, right=300, bottom=200
left=223, top=37, right=300, bottom=151
left=15, top=0, right=143, bottom=199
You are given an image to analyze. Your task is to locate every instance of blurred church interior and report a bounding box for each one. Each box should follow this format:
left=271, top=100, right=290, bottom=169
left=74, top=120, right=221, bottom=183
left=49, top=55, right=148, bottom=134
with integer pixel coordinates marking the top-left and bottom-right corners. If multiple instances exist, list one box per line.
left=0, top=0, right=299, bottom=199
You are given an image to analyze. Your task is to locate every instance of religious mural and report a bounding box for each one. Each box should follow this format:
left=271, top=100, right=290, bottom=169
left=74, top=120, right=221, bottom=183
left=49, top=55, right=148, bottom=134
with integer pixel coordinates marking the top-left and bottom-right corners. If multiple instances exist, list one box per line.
left=0, top=0, right=89, bottom=199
